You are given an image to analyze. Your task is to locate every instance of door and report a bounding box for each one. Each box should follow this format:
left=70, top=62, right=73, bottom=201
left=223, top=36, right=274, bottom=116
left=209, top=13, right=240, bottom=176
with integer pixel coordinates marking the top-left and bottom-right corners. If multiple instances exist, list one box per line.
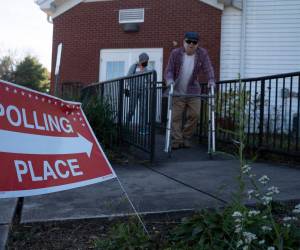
left=99, top=48, right=163, bottom=81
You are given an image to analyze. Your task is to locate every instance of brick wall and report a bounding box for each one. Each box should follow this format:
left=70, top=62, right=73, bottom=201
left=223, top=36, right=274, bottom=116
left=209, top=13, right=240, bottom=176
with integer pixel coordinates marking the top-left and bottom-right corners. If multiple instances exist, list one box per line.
left=51, top=0, right=222, bottom=92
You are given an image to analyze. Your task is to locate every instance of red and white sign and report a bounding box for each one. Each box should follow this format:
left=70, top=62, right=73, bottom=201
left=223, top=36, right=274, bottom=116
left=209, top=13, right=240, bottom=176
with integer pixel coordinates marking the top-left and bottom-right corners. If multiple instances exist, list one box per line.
left=0, top=80, right=116, bottom=198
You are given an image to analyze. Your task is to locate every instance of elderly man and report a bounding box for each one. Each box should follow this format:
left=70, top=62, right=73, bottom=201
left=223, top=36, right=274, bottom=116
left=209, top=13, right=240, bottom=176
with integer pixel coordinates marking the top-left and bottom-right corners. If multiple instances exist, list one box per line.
left=165, top=32, right=215, bottom=149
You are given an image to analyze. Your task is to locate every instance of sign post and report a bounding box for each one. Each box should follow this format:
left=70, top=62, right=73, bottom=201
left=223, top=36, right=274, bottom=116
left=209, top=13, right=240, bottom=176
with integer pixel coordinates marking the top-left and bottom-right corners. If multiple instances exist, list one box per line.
left=54, top=43, right=63, bottom=96
left=0, top=80, right=116, bottom=198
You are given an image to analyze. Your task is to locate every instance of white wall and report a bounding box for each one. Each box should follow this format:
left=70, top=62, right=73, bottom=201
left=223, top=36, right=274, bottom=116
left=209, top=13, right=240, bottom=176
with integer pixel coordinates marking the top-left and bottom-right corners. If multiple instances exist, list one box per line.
left=220, top=0, right=300, bottom=80
left=220, top=6, right=242, bottom=80
left=220, top=1, right=300, bottom=134
left=244, top=0, right=300, bottom=77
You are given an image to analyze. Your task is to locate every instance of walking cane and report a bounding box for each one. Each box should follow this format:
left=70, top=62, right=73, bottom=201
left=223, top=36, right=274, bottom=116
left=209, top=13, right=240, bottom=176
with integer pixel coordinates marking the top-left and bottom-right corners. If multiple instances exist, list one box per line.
left=208, top=85, right=216, bottom=157
left=164, top=83, right=174, bottom=155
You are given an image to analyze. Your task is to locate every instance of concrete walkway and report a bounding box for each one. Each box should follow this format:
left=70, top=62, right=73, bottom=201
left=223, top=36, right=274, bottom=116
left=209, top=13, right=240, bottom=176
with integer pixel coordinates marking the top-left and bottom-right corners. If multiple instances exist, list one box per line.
left=0, top=199, right=17, bottom=250
left=1, top=143, right=300, bottom=249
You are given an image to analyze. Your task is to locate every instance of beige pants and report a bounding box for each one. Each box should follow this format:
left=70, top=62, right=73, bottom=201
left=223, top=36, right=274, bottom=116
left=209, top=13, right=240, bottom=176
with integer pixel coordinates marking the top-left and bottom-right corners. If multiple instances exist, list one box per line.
left=172, top=97, right=201, bottom=145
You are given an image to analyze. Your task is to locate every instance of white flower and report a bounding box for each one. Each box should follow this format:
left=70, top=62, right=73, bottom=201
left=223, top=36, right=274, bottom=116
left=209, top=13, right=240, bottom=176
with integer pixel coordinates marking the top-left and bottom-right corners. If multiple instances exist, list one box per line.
left=262, top=215, right=267, bottom=219
left=249, top=174, right=256, bottom=178
left=242, top=164, right=251, bottom=174
left=258, top=239, right=265, bottom=245
left=261, top=196, right=272, bottom=205
left=235, top=218, right=242, bottom=223
left=235, top=226, right=242, bottom=233
left=293, top=204, right=300, bottom=214
left=283, top=223, right=291, bottom=228
left=267, top=247, right=275, bottom=250
left=242, top=246, right=249, bottom=250
left=267, top=186, right=280, bottom=194
left=258, top=175, right=270, bottom=185
left=247, top=190, right=255, bottom=199
left=232, top=211, right=243, bottom=217
left=283, top=216, right=298, bottom=222
left=248, top=210, right=260, bottom=217
left=292, top=209, right=300, bottom=214
left=261, top=226, right=272, bottom=232
left=243, top=231, right=257, bottom=244
left=236, top=240, right=243, bottom=247
left=283, top=217, right=292, bottom=221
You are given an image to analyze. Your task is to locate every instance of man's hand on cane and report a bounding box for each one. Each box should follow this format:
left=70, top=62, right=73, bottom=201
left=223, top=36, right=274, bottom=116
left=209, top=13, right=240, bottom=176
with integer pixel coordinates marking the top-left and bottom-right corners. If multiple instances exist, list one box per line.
left=167, top=80, right=175, bottom=94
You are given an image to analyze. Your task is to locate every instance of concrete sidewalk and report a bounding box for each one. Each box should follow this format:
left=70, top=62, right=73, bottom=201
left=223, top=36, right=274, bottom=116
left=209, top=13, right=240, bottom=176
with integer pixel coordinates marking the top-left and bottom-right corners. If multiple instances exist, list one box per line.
left=20, top=159, right=300, bottom=223
left=0, top=199, right=17, bottom=250
left=1, top=145, right=300, bottom=249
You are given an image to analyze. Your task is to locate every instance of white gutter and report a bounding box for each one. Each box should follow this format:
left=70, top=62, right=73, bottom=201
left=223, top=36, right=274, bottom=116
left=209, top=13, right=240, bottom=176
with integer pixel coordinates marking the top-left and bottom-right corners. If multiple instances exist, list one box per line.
left=219, top=0, right=242, bottom=9
left=47, top=14, right=53, bottom=24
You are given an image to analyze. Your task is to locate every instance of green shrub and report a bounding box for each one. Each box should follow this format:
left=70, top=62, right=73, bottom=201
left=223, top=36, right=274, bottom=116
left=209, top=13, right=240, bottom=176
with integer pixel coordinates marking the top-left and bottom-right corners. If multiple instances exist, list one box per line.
left=82, top=96, right=117, bottom=149
left=169, top=209, right=233, bottom=250
left=95, top=220, right=151, bottom=250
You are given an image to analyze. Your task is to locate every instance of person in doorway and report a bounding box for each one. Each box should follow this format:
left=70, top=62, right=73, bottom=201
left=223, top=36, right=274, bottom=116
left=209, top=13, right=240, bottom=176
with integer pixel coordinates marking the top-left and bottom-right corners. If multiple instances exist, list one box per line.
left=126, top=52, right=151, bottom=134
left=127, top=52, right=150, bottom=76
left=164, top=32, right=216, bottom=149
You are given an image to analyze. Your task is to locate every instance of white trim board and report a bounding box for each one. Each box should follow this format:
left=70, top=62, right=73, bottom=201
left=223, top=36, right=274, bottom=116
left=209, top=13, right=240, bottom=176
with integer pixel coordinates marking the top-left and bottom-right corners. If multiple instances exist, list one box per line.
left=37, top=0, right=224, bottom=18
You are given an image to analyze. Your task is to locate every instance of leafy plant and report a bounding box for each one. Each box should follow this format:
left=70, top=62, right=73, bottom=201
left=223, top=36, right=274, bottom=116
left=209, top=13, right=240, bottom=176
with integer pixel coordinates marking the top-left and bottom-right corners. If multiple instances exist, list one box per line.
left=169, top=209, right=234, bottom=250
left=92, top=77, right=300, bottom=250
left=14, top=56, right=49, bottom=92
left=215, top=77, right=300, bottom=250
left=82, top=95, right=117, bottom=149
left=169, top=77, right=300, bottom=250
left=95, top=219, right=151, bottom=250
left=0, top=54, right=49, bottom=92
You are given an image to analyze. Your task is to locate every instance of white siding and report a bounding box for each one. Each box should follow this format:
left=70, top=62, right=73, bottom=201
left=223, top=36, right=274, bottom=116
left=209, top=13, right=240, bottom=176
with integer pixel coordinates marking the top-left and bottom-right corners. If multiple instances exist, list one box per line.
left=245, top=0, right=300, bottom=77
left=243, top=1, right=299, bottom=131
left=220, top=0, right=300, bottom=80
left=220, top=1, right=300, bottom=134
left=220, top=7, right=242, bottom=80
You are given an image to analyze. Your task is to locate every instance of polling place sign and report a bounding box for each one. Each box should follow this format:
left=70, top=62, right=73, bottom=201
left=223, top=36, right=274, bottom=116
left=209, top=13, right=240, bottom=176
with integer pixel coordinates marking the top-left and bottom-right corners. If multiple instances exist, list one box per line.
left=0, top=80, right=116, bottom=198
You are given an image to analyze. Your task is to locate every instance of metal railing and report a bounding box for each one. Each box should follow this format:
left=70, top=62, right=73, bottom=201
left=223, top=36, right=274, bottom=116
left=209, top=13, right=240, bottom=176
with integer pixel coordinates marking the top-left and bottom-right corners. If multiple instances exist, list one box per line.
left=61, top=81, right=83, bottom=101
left=81, top=71, right=157, bottom=161
left=66, top=71, right=300, bottom=160
left=197, top=71, right=300, bottom=157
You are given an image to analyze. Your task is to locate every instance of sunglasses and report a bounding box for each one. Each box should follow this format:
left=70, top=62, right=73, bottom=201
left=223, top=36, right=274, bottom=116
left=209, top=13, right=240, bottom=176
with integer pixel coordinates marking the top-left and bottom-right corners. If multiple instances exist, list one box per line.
left=185, top=39, right=198, bottom=45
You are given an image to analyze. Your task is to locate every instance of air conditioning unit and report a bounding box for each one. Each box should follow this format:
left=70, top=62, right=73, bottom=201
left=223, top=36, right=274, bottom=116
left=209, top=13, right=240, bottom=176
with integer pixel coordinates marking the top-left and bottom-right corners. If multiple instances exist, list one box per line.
left=119, top=8, right=144, bottom=32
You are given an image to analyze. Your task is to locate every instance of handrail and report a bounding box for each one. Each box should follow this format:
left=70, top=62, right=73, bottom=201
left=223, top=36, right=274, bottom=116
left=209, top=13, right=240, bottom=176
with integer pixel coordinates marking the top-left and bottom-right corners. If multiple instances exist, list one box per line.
left=81, top=70, right=157, bottom=91
left=217, top=71, right=300, bottom=84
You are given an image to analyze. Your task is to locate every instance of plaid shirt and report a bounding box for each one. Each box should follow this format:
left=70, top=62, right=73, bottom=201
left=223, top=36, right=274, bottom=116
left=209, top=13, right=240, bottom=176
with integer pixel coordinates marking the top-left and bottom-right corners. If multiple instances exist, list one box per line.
left=164, top=47, right=215, bottom=94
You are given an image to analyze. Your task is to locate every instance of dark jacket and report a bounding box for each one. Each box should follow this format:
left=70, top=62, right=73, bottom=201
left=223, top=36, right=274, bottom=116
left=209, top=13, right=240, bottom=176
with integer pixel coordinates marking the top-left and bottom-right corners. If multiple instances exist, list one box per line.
left=164, top=47, right=215, bottom=94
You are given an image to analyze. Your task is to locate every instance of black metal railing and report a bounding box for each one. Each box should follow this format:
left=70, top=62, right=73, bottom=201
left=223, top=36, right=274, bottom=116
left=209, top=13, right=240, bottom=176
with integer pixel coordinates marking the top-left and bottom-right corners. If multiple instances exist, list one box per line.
left=69, top=71, right=300, bottom=160
left=197, top=71, right=300, bottom=157
left=81, top=71, right=157, bottom=161
left=61, top=81, right=83, bottom=101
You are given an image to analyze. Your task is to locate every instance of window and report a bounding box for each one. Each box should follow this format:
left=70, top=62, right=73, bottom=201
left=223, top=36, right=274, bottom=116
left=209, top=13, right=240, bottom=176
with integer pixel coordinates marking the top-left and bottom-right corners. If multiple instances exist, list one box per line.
left=106, top=61, right=125, bottom=80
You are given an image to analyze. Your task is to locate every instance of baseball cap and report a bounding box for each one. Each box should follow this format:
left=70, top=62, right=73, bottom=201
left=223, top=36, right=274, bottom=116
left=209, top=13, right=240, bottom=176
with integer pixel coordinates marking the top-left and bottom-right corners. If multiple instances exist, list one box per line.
left=139, top=52, right=149, bottom=63
left=184, top=32, right=199, bottom=42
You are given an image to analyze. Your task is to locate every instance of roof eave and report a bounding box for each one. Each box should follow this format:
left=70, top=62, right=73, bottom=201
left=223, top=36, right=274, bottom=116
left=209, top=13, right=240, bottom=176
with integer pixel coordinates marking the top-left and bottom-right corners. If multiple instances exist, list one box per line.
left=36, top=0, right=228, bottom=19
left=36, top=0, right=84, bottom=19
left=200, top=0, right=224, bottom=10
left=35, top=0, right=57, bottom=16
left=218, top=0, right=243, bottom=10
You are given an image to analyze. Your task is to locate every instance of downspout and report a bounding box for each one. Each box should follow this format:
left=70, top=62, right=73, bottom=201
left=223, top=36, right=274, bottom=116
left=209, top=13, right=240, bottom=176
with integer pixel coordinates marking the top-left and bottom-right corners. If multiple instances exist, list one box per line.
left=239, top=0, right=247, bottom=78
left=47, top=14, right=53, bottom=24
